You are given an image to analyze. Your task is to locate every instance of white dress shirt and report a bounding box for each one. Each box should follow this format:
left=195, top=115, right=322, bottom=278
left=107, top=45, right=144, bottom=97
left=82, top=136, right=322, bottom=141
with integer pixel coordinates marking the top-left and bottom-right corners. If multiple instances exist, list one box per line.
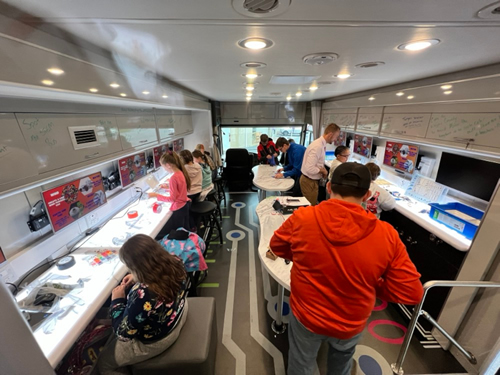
left=301, top=137, right=327, bottom=180
left=327, top=159, right=343, bottom=181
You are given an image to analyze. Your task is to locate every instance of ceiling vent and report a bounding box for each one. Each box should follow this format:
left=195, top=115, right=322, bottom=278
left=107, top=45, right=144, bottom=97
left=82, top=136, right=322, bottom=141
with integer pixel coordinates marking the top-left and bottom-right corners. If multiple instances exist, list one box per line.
left=317, top=81, right=334, bottom=85
left=240, top=62, right=267, bottom=69
left=477, top=1, right=500, bottom=18
left=303, top=53, right=339, bottom=66
left=355, top=61, right=385, bottom=69
left=68, top=126, right=100, bottom=150
left=233, top=0, right=291, bottom=18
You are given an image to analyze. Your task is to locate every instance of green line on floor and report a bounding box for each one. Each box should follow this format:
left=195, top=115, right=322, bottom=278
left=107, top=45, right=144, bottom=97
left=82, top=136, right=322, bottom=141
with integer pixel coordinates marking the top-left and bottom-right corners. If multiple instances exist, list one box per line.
left=199, top=283, right=219, bottom=288
left=205, top=259, right=216, bottom=263
left=222, top=216, right=230, bottom=219
left=210, top=241, right=225, bottom=244
left=207, top=250, right=213, bottom=253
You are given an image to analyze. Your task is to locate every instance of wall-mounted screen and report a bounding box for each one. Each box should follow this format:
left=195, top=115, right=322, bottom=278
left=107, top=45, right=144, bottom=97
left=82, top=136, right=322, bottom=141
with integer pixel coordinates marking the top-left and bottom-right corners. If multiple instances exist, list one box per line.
left=153, top=143, right=173, bottom=169
left=118, top=152, right=147, bottom=188
left=436, top=152, right=500, bottom=202
left=42, top=172, right=107, bottom=232
left=333, top=131, right=347, bottom=147
left=383, top=141, right=419, bottom=174
left=353, top=134, right=373, bottom=158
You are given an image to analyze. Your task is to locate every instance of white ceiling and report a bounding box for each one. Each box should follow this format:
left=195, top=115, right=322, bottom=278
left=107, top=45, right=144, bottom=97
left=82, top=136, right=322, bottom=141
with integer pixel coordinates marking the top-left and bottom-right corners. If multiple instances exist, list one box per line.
left=1, top=0, right=500, bottom=103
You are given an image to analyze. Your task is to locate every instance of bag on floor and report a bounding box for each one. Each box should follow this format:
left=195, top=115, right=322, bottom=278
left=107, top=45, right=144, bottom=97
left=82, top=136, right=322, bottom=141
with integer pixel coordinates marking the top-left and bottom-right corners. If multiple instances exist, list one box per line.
left=158, top=228, right=208, bottom=272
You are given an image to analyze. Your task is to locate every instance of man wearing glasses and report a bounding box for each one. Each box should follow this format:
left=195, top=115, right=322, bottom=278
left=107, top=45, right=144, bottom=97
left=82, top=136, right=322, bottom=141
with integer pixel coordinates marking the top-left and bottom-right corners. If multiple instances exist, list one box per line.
left=327, top=145, right=351, bottom=181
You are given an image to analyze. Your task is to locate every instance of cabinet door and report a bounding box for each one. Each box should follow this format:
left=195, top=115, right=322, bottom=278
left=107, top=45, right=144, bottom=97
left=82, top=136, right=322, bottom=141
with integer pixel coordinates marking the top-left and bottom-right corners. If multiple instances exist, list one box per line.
left=155, top=113, right=176, bottom=142
left=427, top=113, right=500, bottom=148
left=16, top=114, right=122, bottom=173
left=116, top=114, right=158, bottom=150
left=0, top=113, right=38, bottom=185
left=380, top=113, right=430, bottom=138
left=250, top=104, right=276, bottom=119
left=221, top=103, right=248, bottom=119
left=322, top=112, right=356, bottom=132
left=174, top=114, right=193, bottom=136
left=278, top=103, right=305, bottom=122
left=356, top=112, right=382, bottom=134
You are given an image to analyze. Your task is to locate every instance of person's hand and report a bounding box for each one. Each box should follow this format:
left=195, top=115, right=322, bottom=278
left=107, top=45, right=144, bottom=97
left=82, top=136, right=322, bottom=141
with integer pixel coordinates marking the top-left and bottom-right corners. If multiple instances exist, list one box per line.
left=266, top=155, right=272, bottom=159
left=273, top=153, right=278, bottom=157
left=112, top=284, right=126, bottom=300
left=159, top=183, right=169, bottom=189
left=121, top=274, right=135, bottom=288
left=148, top=192, right=157, bottom=199
left=277, top=168, right=284, bottom=173
left=319, top=167, right=328, bottom=177
left=275, top=173, right=284, bottom=179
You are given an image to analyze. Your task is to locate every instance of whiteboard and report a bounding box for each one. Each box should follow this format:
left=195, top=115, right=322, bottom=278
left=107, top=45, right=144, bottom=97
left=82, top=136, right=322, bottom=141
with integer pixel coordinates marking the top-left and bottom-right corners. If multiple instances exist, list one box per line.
left=427, top=113, right=500, bottom=147
left=356, top=113, right=381, bottom=133
left=115, top=114, right=158, bottom=149
left=322, top=112, right=356, bottom=130
left=381, top=113, right=431, bottom=138
left=0, top=113, right=38, bottom=186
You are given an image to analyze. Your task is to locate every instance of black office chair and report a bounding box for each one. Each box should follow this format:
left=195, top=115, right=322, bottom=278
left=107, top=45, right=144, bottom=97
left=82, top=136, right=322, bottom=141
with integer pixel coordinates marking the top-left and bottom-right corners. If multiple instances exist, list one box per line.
left=222, top=148, right=254, bottom=191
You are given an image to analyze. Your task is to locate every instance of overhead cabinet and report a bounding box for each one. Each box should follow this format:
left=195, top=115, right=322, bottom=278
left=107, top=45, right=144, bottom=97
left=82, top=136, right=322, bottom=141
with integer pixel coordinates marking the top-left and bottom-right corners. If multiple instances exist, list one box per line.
left=249, top=104, right=276, bottom=119
left=115, top=114, right=158, bottom=150
left=277, top=103, right=306, bottom=122
left=16, top=113, right=122, bottom=174
left=221, top=103, right=249, bottom=121
left=155, top=111, right=176, bottom=142
left=322, top=111, right=356, bottom=132
left=173, top=113, right=193, bottom=136
left=380, top=113, right=431, bottom=139
left=356, top=108, right=382, bottom=134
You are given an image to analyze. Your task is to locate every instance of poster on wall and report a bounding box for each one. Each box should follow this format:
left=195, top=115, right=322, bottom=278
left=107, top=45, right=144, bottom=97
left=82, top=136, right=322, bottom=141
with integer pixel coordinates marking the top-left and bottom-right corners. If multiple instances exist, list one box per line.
left=333, top=131, right=347, bottom=147
left=42, top=172, right=107, bottom=232
left=173, top=138, right=184, bottom=153
left=353, top=134, right=373, bottom=158
left=153, top=144, right=169, bottom=169
left=383, top=141, right=419, bottom=174
left=118, top=152, right=147, bottom=188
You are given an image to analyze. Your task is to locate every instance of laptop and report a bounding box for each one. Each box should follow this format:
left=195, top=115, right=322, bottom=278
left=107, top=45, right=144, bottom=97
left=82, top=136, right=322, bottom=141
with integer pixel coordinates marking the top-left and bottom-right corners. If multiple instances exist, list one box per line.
left=145, top=174, right=160, bottom=191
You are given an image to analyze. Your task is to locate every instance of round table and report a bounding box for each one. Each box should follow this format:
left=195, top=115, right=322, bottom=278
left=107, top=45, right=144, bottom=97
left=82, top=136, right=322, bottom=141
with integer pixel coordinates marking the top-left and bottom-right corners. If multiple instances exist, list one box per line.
left=252, top=165, right=295, bottom=201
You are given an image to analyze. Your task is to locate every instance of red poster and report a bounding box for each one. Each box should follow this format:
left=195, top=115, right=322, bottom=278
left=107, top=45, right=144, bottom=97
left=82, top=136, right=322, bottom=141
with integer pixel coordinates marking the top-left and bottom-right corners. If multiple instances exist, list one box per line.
left=153, top=144, right=169, bottom=169
left=173, top=138, right=184, bottom=152
left=42, top=172, right=107, bottom=232
left=333, top=131, right=347, bottom=147
left=119, top=152, right=147, bottom=188
left=383, top=141, right=419, bottom=174
left=353, top=134, right=373, bottom=158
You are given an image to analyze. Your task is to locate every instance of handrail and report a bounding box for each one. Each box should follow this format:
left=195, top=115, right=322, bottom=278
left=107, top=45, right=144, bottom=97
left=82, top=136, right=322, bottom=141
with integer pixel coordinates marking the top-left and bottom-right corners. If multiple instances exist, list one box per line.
left=391, top=280, right=500, bottom=375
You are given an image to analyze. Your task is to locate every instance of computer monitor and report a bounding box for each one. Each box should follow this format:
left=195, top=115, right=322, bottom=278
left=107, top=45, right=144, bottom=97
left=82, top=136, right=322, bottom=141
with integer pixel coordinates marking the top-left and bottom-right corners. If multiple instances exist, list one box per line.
left=42, top=172, right=107, bottom=233
left=153, top=144, right=169, bottom=169
left=353, top=134, right=373, bottom=158
left=118, top=152, right=147, bottom=188
left=0, top=246, right=6, bottom=265
left=333, top=131, right=347, bottom=147
left=383, top=141, right=419, bottom=174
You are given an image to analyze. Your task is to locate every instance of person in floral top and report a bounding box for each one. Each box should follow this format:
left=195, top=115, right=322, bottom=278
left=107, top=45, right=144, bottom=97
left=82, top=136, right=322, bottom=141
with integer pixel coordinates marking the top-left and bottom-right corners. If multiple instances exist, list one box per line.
left=97, top=234, right=188, bottom=375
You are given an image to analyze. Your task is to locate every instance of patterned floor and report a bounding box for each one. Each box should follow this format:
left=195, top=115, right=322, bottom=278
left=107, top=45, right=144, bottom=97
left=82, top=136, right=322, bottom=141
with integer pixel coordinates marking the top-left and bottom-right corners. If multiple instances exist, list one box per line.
left=196, top=191, right=466, bottom=375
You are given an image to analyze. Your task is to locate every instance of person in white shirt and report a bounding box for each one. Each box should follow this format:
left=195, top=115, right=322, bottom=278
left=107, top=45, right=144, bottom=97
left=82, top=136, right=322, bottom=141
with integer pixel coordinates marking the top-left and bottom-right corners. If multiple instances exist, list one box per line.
left=327, top=145, right=351, bottom=181
left=300, top=123, right=340, bottom=205
left=365, top=162, right=396, bottom=218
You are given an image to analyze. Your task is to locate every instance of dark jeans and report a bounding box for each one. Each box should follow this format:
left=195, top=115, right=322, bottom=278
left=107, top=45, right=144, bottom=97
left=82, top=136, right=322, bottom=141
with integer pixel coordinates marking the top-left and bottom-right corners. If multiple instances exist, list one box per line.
left=155, top=201, right=191, bottom=240
left=288, top=312, right=362, bottom=375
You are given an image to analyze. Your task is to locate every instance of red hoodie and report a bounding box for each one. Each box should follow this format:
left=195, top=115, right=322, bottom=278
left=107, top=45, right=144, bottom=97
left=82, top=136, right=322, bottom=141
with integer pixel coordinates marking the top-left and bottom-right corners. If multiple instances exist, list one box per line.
left=270, top=199, right=423, bottom=339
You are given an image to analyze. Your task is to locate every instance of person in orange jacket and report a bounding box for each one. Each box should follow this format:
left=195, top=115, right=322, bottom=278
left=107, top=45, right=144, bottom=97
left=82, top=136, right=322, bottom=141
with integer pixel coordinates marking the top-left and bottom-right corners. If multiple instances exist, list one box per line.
left=270, top=162, right=423, bottom=375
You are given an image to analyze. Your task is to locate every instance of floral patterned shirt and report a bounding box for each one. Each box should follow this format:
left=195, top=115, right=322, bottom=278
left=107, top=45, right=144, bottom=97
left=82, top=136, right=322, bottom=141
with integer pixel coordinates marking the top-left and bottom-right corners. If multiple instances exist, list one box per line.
left=110, top=280, right=187, bottom=342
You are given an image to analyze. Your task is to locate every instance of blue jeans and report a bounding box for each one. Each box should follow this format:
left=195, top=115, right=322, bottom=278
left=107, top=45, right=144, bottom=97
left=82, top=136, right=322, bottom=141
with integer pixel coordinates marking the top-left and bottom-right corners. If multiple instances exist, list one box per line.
left=288, top=312, right=362, bottom=375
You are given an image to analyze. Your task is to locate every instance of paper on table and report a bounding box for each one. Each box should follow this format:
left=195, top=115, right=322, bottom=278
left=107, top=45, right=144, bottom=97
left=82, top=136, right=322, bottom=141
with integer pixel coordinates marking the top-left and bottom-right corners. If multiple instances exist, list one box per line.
left=278, top=197, right=310, bottom=206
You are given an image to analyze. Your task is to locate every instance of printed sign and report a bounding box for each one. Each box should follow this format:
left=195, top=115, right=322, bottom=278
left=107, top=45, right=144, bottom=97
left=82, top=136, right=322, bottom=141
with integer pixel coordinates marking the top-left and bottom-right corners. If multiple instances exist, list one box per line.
left=119, top=152, right=147, bottom=188
left=383, top=141, right=419, bottom=174
left=42, top=172, right=107, bottom=232
left=333, top=131, right=347, bottom=147
left=153, top=143, right=173, bottom=169
left=173, top=138, right=184, bottom=153
left=353, top=134, right=373, bottom=158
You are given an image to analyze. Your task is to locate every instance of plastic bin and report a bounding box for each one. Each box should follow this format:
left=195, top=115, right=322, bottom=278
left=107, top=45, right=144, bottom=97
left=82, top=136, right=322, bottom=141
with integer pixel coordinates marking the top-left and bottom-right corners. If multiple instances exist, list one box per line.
left=429, top=202, right=483, bottom=240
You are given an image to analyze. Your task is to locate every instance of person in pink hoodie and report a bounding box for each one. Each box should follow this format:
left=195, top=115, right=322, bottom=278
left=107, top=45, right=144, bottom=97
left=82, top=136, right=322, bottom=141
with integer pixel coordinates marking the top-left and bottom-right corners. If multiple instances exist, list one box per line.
left=149, top=152, right=191, bottom=239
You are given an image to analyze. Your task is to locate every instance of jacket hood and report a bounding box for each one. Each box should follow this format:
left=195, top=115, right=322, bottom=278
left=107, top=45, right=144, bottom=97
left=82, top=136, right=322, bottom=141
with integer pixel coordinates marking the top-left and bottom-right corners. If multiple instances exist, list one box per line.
left=314, top=199, right=378, bottom=246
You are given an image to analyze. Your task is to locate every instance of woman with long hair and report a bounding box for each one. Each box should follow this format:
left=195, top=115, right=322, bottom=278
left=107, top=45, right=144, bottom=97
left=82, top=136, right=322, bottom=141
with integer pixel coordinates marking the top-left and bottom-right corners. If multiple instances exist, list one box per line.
left=179, top=150, right=202, bottom=202
left=192, top=149, right=214, bottom=201
left=149, top=151, right=192, bottom=238
left=97, top=234, right=188, bottom=374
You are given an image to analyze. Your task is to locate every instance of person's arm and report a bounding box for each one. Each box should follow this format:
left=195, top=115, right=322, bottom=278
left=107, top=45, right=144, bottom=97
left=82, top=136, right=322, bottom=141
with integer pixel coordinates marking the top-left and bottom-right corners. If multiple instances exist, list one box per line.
left=257, top=145, right=268, bottom=163
left=377, top=186, right=396, bottom=211
left=110, top=284, right=149, bottom=341
left=269, top=216, right=294, bottom=261
left=376, top=233, right=424, bottom=305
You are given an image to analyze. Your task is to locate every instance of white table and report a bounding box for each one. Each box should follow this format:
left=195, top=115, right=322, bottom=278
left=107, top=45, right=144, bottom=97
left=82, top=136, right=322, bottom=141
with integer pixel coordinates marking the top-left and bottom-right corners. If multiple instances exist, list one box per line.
left=252, top=165, right=295, bottom=201
left=256, top=196, right=309, bottom=334
left=16, top=183, right=174, bottom=368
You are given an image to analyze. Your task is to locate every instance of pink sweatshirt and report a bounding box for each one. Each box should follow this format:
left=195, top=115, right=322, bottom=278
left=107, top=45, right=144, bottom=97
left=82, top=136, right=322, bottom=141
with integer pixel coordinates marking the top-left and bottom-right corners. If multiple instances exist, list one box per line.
left=156, top=171, right=190, bottom=211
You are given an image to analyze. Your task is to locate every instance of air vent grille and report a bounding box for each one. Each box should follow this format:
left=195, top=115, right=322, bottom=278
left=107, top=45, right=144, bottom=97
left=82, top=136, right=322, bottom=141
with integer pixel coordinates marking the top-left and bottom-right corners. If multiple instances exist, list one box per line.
left=240, top=62, right=267, bottom=69
left=355, top=61, right=385, bottom=69
left=244, top=0, right=279, bottom=13
left=303, top=53, right=339, bottom=66
left=68, top=126, right=101, bottom=150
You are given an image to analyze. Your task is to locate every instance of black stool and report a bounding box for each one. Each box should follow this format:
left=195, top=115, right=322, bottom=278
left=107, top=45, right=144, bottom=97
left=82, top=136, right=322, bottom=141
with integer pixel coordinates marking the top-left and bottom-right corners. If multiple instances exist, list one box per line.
left=189, top=201, right=223, bottom=244
left=213, top=176, right=226, bottom=207
left=206, top=189, right=222, bottom=223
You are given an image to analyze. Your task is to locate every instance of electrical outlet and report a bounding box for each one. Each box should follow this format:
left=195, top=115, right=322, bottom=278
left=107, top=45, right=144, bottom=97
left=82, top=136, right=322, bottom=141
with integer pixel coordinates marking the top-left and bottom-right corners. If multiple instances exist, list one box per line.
left=87, top=213, right=99, bottom=227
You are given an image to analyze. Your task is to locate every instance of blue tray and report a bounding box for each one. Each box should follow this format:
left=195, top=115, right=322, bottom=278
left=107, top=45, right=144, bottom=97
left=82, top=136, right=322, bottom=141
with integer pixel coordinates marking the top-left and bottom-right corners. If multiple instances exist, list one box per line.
left=429, top=202, right=483, bottom=240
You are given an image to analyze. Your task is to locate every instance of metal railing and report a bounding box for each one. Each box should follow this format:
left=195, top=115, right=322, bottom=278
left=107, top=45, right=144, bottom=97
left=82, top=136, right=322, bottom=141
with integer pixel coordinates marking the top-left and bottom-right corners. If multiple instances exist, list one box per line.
left=391, top=280, right=500, bottom=375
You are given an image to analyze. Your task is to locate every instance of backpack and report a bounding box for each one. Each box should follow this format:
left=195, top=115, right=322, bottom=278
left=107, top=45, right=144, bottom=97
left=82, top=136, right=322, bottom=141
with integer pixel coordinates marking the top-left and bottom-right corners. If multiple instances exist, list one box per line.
left=366, top=191, right=380, bottom=215
left=158, top=228, right=208, bottom=272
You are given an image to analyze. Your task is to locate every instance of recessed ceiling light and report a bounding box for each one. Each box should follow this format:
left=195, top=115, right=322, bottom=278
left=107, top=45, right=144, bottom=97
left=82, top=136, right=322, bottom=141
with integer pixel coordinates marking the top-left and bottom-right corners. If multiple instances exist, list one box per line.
left=443, top=90, right=453, bottom=95
left=309, top=85, right=318, bottom=91
left=245, top=73, right=259, bottom=79
left=142, top=91, right=150, bottom=95
left=368, top=96, right=375, bottom=101
left=246, top=85, right=255, bottom=91
left=407, top=95, right=414, bottom=99
left=397, top=39, right=440, bottom=51
left=47, top=68, right=64, bottom=75
left=89, top=88, right=98, bottom=93
left=441, top=84, right=453, bottom=90
left=396, top=92, right=405, bottom=96
left=110, top=83, right=120, bottom=88
left=334, top=74, right=352, bottom=79
left=246, top=96, right=251, bottom=101
left=296, top=91, right=303, bottom=97
left=162, top=95, right=168, bottom=98
left=41, top=79, right=54, bottom=86
left=246, top=92, right=253, bottom=97
left=286, top=96, right=292, bottom=101
left=238, top=37, right=273, bottom=50
left=120, top=93, right=127, bottom=97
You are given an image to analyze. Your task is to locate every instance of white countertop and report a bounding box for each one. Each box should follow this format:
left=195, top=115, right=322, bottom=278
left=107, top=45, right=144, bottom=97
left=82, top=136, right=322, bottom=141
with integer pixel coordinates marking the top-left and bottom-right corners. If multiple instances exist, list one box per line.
left=252, top=165, right=295, bottom=192
left=16, top=180, right=174, bottom=368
